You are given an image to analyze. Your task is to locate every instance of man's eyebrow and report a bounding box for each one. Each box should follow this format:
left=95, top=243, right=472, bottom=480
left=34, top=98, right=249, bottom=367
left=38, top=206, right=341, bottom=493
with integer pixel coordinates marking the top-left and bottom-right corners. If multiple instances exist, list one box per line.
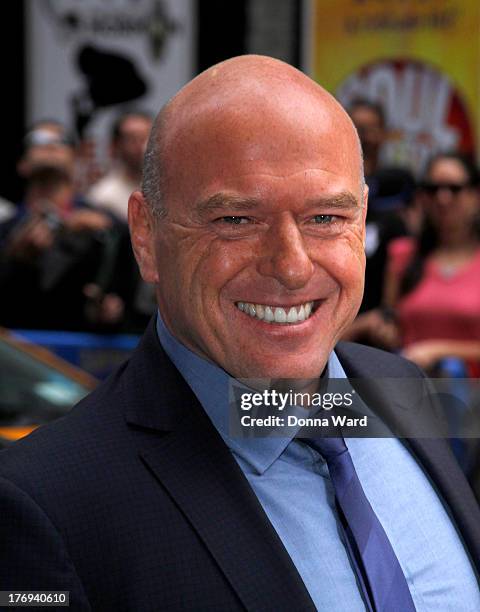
left=193, top=190, right=361, bottom=220
left=305, top=192, right=361, bottom=209
left=194, top=193, right=259, bottom=218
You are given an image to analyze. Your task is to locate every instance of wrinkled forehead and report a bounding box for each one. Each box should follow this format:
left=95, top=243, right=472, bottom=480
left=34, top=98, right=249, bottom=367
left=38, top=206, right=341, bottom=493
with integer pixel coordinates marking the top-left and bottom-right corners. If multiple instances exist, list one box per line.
left=160, top=85, right=362, bottom=197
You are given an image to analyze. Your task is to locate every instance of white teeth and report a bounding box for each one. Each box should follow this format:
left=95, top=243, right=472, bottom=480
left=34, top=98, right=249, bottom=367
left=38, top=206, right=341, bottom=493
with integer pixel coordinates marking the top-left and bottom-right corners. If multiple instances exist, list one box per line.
left=287, top=307, right=298, bottom=323
left=264, top=306, right=274, bottom=322
left=236, top=301, right=315, bottom=324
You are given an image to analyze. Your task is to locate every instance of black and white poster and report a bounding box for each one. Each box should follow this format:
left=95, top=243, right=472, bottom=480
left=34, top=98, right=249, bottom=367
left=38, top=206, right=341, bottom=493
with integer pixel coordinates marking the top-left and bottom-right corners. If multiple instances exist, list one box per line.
left=26, top=0, right=194, bottom=143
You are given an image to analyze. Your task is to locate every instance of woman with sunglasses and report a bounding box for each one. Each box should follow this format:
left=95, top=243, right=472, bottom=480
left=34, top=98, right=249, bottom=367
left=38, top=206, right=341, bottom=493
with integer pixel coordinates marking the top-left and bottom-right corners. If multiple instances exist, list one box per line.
left=382, top=152, right=480, bottom=373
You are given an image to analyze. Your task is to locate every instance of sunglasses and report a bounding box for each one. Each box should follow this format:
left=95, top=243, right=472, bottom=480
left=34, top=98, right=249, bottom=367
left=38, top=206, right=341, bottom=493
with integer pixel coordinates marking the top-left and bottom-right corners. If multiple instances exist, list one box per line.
left=421, top=182, right=473, bottom=196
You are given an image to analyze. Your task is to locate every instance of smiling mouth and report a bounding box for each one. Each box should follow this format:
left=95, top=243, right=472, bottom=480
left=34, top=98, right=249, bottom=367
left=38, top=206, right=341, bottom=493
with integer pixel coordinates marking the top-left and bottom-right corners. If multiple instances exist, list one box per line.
left=235, top=301, right=319, bottom=324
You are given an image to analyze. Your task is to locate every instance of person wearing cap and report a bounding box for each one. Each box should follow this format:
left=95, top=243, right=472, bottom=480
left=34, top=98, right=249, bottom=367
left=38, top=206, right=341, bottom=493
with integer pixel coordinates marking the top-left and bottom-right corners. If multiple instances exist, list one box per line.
left=18, top=120, right=77, bottom=181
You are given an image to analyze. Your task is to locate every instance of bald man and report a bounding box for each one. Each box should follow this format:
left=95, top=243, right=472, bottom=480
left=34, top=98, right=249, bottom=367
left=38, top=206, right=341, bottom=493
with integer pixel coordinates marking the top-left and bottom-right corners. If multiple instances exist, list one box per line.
left=2, top=56, right=480, bottom=611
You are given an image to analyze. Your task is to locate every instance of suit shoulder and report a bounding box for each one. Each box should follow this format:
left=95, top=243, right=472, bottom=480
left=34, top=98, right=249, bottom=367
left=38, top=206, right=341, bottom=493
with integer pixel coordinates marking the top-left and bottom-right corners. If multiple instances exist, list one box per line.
left=335, top=341, right=424, bottom=378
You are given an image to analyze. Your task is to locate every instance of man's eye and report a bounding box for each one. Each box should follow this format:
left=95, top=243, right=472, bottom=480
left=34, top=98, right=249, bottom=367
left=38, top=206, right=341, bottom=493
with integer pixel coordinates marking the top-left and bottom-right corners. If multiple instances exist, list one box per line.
left=218, top=216, right=250, bottom=225
left=312, top=214, right=335, bottom=224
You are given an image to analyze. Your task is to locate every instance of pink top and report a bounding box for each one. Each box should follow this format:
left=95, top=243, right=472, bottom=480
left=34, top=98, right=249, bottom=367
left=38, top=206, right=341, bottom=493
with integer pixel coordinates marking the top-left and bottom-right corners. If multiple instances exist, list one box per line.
left=387, top=237, right=480, bottom=347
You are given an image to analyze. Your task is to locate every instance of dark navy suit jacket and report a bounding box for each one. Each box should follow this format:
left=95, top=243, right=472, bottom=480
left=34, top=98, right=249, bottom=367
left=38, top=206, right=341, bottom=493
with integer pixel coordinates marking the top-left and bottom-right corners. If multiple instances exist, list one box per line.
left=2, top=319, right=480, bottom=611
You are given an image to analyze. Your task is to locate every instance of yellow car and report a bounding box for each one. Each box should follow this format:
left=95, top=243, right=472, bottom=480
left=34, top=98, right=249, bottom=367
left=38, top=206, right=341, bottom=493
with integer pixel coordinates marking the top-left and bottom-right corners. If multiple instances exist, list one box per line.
left=0, top=329, right=97, bottom=448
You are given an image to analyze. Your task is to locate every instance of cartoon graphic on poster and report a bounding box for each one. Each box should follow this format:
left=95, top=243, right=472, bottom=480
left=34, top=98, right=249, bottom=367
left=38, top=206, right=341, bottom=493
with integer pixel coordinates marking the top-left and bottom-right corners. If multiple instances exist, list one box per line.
left=26, top=0, right=193, bottom=140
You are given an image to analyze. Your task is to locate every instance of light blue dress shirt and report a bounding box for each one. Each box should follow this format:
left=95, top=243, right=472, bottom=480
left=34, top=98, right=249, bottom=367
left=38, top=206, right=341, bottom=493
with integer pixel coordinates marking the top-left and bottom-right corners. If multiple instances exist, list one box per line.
left=156, top=313, right=480, bottom=611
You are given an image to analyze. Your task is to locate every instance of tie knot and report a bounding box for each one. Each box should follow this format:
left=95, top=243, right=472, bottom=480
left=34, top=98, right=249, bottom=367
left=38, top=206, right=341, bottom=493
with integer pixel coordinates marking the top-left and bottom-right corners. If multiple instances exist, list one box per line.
left=300, top=436, right=348, bottom=463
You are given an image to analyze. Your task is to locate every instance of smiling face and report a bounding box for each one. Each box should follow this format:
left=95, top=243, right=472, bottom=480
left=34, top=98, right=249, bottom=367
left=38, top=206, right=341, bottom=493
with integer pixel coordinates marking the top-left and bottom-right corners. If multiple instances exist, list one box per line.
left=130, top=57, right=367, bottom=379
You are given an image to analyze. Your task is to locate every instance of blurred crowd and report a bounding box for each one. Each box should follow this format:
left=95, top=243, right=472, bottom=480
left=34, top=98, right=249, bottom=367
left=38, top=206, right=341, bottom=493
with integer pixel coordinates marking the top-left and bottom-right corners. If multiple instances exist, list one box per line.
left=343, top=99, right=480, bottom=380
left=0, top=111, right=155, bottom=334
left=1, top=100, right=480, bottom=380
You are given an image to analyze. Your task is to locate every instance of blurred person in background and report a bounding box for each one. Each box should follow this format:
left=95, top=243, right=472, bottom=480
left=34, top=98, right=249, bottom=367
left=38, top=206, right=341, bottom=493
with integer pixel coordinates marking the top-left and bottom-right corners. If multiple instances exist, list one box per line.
left=86, top=110, right=157, bottom=330
left=16, top=118, right=100, bottom=203
left=360, top=167, right=420, bottom=312
left=346, top=152, right=480, bottom=375
left=385, top=152, right=480, bottom=372
left=0, top=163, right=124, bottom=331
left=17, top=120, right=77, bottom=182
left=349, top=98, right=386, bottom=179
left=348, top=99, right=422, bottom=312
left=87, top=110, right=152, bottom=222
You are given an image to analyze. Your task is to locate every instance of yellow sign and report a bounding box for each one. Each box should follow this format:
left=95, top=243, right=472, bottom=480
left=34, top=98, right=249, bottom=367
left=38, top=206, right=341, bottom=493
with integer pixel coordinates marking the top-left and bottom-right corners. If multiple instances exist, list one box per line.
left=309, top=0, right=480, bottom=170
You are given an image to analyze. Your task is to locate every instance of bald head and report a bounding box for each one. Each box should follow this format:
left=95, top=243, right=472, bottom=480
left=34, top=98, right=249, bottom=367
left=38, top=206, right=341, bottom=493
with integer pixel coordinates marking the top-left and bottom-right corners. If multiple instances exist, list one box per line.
left=142, top=55, right=363, bottom=217
left=130, top=54, right=368, bottom=380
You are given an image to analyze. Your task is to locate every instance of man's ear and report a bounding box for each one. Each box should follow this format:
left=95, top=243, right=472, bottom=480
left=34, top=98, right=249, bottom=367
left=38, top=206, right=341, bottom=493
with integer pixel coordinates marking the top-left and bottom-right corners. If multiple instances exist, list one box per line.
left=361, top=184, right=369, bottom=248
left=128, top=191, right=159, bottom=283
left=362, top=184, right=369, bottom=220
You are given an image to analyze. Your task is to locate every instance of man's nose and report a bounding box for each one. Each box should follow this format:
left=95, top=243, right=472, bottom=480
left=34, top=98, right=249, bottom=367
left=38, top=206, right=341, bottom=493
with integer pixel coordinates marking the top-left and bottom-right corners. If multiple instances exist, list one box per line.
left=257, top=217, right=315, bottom=290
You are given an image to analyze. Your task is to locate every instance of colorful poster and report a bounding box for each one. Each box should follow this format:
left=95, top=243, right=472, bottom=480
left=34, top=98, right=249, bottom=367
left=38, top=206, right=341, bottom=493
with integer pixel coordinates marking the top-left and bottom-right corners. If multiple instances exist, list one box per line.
left=26, top=0, right=194, bottom=142
left=308, top=0, right=480, bottom=173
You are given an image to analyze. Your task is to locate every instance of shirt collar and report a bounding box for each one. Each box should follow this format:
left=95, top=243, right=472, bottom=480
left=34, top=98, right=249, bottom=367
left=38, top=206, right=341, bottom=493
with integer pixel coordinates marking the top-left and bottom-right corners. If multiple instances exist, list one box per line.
left=156, top=311, right=348, bottom=474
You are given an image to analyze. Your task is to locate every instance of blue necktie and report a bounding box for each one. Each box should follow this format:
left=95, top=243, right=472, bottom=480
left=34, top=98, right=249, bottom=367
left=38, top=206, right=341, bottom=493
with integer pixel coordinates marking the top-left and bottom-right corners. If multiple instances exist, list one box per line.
left=302, top=436, right=416, bottom=612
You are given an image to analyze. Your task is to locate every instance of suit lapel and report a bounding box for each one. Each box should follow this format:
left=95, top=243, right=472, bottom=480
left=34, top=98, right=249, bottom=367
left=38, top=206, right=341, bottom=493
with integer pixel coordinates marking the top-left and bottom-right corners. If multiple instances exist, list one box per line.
left=336, top=342, right=480, bottom=571
left=121, top=320, right=316, bottom=612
